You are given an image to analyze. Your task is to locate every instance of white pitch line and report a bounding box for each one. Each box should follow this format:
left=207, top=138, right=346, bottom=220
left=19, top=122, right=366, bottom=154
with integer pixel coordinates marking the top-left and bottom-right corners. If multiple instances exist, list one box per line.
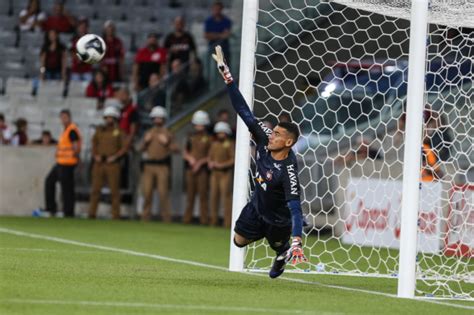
left=0, top=247, right=104, bottom=254
left=0, top=227, right=472, bottom=311
left=0, top=227, right=228, bottom=272
left=1, top=298, right=330, bottom=314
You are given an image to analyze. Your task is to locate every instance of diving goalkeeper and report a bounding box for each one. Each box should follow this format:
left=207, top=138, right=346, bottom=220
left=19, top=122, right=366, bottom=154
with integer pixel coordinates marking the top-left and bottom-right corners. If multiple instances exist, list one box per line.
left=212, top=46, right=307, bottom=278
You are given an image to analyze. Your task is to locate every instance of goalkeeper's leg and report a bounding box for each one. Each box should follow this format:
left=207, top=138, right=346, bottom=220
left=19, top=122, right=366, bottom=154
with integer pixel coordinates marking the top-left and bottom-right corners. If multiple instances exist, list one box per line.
left=233, top=203, right=265, bottom=247
left=267, top=226, right=292, bottom=279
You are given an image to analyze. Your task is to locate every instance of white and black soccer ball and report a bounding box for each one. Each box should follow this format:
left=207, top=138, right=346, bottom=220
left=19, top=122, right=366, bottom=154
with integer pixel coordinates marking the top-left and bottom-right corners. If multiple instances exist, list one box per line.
left=75, top=34, right=106, bottom=64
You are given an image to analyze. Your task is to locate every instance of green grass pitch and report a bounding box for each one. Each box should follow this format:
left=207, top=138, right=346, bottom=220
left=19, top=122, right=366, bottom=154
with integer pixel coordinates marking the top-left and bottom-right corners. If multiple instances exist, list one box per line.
left=0, top=217, right=472, bottom=314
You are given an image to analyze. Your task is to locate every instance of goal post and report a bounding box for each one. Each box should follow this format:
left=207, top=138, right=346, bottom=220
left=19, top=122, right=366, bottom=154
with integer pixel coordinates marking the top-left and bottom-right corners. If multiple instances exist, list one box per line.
left=229, top=0, right=259, bottom=272
left=230, top=0, right=473, bottom=300
left=398, top=0, right=429, bottom=299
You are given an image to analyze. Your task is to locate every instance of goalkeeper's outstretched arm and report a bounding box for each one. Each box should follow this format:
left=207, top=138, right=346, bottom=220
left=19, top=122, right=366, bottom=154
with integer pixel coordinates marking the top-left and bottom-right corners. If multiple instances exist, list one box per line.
left=212, top=46, right=269, bottom=146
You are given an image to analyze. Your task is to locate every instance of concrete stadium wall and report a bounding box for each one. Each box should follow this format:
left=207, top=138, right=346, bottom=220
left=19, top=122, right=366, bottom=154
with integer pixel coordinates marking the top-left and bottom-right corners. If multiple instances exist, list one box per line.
left=0, top=146, right=55, bottom=216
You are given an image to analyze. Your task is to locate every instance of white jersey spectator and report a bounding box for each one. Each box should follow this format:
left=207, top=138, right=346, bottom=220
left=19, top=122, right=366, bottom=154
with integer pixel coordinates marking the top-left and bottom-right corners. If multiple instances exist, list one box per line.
left=19, top=0, right=46, bottom=32
left=0, top=113, right=13, bottom=145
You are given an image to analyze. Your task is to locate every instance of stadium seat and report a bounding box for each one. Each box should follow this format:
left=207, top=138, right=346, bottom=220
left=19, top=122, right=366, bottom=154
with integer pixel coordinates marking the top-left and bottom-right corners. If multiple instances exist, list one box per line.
left=0, top=2, right=10, bottom=15
left=5, top=77, right=32, bottom=96
left=0, top=31, right=17, bottom=47
left=37, top=81, right=65, bottom=97
left=95, top=6, right=128, bottom=21
left=19, top=32, right=43, bottom=48
left=67, top=81, right=88, bottom=98
left=68, top=97, right=97, bottom=109
left=74, top=5, right=95, bottom=20
left=0, top=47, right=24, bottom=63
left=0, top=16, right=17, bottom=31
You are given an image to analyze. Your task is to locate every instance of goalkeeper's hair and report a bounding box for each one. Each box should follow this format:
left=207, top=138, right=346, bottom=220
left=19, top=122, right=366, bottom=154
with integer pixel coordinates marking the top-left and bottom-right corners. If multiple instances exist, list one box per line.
left=277, top=121, right=300, bottom=146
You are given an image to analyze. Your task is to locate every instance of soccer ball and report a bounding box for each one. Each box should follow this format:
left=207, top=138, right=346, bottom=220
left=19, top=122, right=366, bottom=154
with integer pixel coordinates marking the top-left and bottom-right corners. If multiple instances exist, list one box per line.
left=75, top=34, right=106, bottom=64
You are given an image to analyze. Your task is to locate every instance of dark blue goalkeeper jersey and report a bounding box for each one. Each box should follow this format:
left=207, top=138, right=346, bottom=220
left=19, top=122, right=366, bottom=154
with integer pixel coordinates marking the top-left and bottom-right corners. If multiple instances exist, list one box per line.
left=226, top=82, right=303, bottom=236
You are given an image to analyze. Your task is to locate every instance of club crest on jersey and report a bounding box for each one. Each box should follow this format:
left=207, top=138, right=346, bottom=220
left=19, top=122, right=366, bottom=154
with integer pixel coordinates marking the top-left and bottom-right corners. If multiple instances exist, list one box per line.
left=266, top=170, right=273, bottom=181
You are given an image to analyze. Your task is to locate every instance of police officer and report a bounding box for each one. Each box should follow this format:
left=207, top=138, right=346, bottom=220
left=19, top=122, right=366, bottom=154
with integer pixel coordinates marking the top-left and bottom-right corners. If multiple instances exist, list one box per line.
left=44, top=109, right=81, bottom=217
left=208, top=121, right=234, bottom=227
left=141, top=106, right=178, bottom=222
left=88, top=106, right=127, bottom=219
left=183, top=110, right=211, bottom=224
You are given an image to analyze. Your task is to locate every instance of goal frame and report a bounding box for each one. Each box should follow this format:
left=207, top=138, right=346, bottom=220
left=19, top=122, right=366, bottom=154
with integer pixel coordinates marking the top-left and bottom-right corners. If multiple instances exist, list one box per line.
left=230, top=0, right=431, bottom=299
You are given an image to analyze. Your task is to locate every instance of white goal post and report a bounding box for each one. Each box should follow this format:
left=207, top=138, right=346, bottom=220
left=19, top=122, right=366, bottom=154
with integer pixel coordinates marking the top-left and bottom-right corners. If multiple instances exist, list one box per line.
left=230, top=0, right=473, bottom=300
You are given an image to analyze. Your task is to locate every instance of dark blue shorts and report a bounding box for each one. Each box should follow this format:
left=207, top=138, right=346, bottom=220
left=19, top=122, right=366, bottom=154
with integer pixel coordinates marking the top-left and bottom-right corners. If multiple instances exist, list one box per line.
left=234, top=203, right=291, bottom=249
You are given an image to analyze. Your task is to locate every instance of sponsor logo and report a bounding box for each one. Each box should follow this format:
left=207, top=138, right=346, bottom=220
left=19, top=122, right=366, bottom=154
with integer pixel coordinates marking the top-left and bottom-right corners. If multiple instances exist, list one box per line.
left=255, top=172, right=267, bottom=191
left=286, top=164, right=299, bottom=195
left=258, top=121, right=273, bottom=136
left=273, top=163, right=281, bottom=170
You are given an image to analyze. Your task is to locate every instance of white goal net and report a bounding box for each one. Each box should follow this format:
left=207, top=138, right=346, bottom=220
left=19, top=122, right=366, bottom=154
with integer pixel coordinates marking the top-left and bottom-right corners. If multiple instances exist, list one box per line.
left=241, top=0, right=473, bottom=299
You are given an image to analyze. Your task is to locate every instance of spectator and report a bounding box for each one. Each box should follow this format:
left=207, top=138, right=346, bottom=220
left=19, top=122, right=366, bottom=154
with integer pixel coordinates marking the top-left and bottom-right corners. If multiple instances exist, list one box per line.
left=86, top=70, right=114, bottom=109
left=187, top=58, right=207, bottom=97
left=70, top=18, right=93, bottom=82
left=40, top=29, right=67, bottom=81
left=379, top=112, right=405, bottom=164
left=213, top=109, right=235, bottom=136
left=339, top=132, right=382, bottom=166
left=32, top=130, right=57, bottom=145
left=44, top=110, right=81, bottom=218
left=164, top=16, right=196, bottom=68
left=262, top=120, right=274, bottom=130
left=204, top=1, right=232, bottom=65
left=88, top=106, right=127, bottom=219
left=133, top=33, right=167, bottom=91
left=183, top=110, right=211, bottom=224
left=11, top=118, right=28, bottom=146
left=116, top=87, right=139, bottom=141
left=421, top=137, right=443, bottom=182
left=0, top=113, right=13, bottom=145
left=217, top=109, right=230, bottom=123
left=116, top=87, right=139, bottom=190
left=101, top=20, right=125, bottom=83
left=425, top=110, right=452, bottom=162
left=43, top=1, right=75, bottom=33
left=137, top=72, right=166, bottom=115
left=278, top=112, right=291, bottom=123
left=140, top=107, right=178, bottom=222
left=18, top=0, right=46, bottom=32
left=208, top=121, right=234, bottom=227
left=169, top=59, right=189, bottom=108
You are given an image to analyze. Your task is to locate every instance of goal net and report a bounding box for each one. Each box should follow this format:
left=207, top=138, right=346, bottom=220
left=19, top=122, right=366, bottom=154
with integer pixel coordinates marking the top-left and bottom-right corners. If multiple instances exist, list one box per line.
left=240, top=0, right=473, bottom=299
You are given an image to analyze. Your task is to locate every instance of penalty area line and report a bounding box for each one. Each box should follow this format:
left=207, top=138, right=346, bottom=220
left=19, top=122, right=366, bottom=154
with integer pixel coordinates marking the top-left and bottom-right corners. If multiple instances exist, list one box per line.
left=0, top=227, right=472, bottom=311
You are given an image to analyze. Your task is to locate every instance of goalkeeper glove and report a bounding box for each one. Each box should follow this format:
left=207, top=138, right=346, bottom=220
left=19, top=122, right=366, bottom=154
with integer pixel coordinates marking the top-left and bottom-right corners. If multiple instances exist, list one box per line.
left=212, top=45, right=233, bottom=84
left=286, top=237, right=308, bottom=265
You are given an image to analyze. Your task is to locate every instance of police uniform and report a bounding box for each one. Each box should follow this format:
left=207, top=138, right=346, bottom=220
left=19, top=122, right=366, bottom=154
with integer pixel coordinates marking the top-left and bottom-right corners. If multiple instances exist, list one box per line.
left=183, top=132, right=211, bottom=224
left=45, top=123, right=81, bottom=217
left=208, top=138, right=234, bottom=227
left=88, top=124, right=126, bottom=219
left=141, top=126, right=174, bottom=221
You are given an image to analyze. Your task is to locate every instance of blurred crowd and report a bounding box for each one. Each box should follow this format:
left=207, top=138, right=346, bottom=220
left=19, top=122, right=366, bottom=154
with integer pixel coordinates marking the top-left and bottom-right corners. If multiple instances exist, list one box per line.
left=1, top=0, right=238, bottom=225
left=18, top=0, right=232, bottom=109
left=335, top=105, right=452, bottom=183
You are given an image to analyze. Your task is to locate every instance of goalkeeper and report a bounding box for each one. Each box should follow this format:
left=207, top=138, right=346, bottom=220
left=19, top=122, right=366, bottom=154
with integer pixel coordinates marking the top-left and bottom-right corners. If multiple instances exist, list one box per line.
left=212, top=46, right=307, bottom=278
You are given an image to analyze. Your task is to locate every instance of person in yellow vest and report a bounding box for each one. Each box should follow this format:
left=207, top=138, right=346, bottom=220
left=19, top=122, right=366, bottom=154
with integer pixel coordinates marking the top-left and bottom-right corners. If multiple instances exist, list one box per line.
left=44, top=109, right=81, bottom=218
left=88, top=106, right=128, bottom=219
left=208, top=121, right=235, bottom=227
left=140, top=106, right=179, bottom=222
left=183, top=110, right=211, bottom=224
left=421, top=138, right=443, bottom=182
